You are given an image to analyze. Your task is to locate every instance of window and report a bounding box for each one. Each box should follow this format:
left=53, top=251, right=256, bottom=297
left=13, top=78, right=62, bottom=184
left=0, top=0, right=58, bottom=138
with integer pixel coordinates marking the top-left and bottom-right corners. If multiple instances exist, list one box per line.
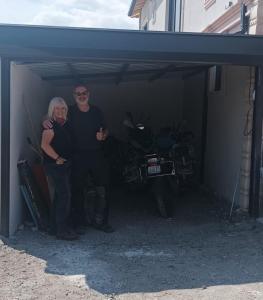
left=204, top=0, right=216, bottom=10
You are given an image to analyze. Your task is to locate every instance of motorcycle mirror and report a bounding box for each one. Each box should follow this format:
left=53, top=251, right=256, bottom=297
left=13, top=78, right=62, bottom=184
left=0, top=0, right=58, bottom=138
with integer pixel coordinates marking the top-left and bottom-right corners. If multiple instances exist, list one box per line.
left=137, top=124, right=145, bottom=130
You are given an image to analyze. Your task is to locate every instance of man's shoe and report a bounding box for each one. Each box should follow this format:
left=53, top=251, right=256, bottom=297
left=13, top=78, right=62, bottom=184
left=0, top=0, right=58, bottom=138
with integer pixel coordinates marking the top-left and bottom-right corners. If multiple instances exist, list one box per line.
left=56, top=230, right=79, bottom=241
left=92, top=223, right=115, bottom=233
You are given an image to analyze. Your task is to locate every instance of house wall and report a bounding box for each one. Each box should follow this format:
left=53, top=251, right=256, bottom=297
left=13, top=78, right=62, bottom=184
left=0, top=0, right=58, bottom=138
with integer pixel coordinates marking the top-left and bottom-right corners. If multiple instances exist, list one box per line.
left=181, top=0, right=259, bottom=34
left=181, top=0, right=240, bottom=32
left=256, top=0, right=263, bottom=34
left=55, top=77, right=184, bottom=140
left=140, top=0, right=168, bottom=30
left=9, top=64, right=53, bottom=235
left=138, top=0, right=259, bottom=34
left=204, top=65, right=251, bottom=209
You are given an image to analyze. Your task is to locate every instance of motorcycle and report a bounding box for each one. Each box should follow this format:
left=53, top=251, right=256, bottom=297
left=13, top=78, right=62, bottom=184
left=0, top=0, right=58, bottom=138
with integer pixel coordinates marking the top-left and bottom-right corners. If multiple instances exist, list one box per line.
left=122, top=112, right=177, bottom=218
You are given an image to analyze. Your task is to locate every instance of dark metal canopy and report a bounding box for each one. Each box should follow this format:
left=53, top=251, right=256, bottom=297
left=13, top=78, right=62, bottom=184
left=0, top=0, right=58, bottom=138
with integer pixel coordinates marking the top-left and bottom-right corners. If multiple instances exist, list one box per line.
left=0, top=24, right=263, bottom=65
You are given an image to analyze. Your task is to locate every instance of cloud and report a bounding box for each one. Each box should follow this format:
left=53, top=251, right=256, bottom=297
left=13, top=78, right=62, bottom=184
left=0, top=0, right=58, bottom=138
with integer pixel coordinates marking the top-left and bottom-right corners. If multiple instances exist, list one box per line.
left=31, top=0, right=138, bottom=29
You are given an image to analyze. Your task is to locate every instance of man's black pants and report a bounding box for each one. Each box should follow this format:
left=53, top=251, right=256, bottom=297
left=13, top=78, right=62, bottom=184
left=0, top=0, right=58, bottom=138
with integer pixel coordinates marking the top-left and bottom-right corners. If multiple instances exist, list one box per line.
left=71, top=150, right=110, bottom=227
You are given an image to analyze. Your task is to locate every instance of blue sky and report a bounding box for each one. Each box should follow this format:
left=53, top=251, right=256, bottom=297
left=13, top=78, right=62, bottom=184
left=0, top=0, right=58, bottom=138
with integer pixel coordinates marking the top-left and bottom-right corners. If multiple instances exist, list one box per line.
left=0, top=0, right=138, bottom=29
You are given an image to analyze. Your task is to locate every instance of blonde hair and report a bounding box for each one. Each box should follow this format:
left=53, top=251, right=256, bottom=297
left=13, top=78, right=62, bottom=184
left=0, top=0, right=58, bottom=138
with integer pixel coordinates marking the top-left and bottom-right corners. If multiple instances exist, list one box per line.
left=48, top=97, right=68, bottom=120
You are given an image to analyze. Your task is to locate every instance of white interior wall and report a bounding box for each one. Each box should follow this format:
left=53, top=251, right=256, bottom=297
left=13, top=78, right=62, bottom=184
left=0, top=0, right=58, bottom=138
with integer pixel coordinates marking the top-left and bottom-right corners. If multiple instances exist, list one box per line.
left=204, top=66, right=251, bottom=207
left=182, top=66, right=252, bottom=208
left=10, top=64, right=54, bottom=235
left=55, top=77, right=184, bottom=140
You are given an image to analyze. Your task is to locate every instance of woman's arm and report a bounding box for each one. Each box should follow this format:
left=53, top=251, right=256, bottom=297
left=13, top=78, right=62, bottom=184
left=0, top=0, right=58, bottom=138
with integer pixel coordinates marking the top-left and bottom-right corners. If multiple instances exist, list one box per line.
left=41, top=129, right=58, bottom=160
left=41, top=129, right=59, bottom=160
left=41, top=130, right=66, bottom=164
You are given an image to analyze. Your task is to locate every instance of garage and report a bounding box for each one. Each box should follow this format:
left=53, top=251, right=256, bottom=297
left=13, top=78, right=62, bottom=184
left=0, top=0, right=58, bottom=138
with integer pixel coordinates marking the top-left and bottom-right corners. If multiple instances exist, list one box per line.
left=1, top=24, right=263, bottom=236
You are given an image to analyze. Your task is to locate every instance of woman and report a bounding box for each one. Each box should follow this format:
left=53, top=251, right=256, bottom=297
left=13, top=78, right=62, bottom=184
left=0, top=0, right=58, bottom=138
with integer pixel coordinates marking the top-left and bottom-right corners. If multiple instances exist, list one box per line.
left=41, top=97, right=78, bottom=240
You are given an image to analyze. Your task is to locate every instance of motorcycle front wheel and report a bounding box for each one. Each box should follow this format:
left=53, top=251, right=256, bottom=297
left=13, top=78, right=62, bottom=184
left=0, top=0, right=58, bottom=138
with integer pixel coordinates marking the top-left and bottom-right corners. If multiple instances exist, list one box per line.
left=151, top=177, right=173, bottom=218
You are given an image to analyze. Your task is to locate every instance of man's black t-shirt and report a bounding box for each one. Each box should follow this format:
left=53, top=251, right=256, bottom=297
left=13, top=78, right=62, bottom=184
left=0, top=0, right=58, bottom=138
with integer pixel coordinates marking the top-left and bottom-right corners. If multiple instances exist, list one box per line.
left=68, top=104, right=105, bottom=152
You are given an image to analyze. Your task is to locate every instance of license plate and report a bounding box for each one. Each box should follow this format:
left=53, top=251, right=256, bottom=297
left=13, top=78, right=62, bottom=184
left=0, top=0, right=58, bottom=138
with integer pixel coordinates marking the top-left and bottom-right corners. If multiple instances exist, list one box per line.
left=148, top=165, right=161, bottom=175
left=147, top=157, right=158, bottom=164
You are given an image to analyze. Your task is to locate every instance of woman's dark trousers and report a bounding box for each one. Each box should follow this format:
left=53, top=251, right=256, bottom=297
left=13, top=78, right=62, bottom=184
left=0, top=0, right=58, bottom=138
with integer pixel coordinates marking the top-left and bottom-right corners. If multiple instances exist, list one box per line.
left=44, top=162, right=71, bottom=234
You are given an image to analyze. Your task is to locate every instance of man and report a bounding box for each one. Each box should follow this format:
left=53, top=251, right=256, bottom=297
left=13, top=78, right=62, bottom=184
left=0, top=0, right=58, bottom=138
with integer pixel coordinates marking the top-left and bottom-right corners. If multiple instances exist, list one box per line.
left=44, top=85, right=114, bottom=233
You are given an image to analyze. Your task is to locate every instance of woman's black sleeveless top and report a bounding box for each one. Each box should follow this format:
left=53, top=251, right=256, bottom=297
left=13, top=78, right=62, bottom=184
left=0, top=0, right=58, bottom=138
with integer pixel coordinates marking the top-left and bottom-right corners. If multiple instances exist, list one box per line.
left=43, top=121, right=72, bottom=164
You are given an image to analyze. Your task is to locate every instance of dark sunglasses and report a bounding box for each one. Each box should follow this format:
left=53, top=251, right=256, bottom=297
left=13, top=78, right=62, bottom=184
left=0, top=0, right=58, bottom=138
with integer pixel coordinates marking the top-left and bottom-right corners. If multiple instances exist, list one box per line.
left=75, top=91, right=88, bottom=97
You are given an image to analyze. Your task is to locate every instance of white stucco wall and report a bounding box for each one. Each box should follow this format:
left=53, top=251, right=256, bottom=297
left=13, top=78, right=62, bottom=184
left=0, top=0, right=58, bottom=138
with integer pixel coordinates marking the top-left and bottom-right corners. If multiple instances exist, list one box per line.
left=181, top=0, right=239, bottom=32
left=204, top=66, right=251, bottom=208
left=55, top=77, right=184, bottom=140
left=10, top=64, right=53, bottom=235
left=138, top=0, right=260, bottom=34
left=140, top=0, right=168, bottom=31
left=256, top=0, right=263, bottom=34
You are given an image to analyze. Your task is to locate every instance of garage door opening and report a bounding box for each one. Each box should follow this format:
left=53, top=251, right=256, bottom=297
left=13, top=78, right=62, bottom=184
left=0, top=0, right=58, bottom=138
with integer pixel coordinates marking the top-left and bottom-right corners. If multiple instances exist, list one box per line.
left=1, top=24, right=263, bottom=237
left=8, top=59, right=254, bottom=234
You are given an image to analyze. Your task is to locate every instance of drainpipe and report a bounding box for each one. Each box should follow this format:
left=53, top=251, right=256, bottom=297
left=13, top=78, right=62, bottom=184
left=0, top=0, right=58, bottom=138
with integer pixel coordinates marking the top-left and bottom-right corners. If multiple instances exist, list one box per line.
left=168, top=0, right=182, bottom=32
left=168, top=0, right=176, bottom=32
left=0, top=58, right=11, bottom=237
left=240, top=3, right=249, bottom=34
left=249, top=66, right=263, bottom=218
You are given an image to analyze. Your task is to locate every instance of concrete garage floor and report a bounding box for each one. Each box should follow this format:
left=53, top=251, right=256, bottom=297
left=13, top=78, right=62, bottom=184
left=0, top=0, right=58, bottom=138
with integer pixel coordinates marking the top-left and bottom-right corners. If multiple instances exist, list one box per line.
left=1, top=190, right=263, bottom=300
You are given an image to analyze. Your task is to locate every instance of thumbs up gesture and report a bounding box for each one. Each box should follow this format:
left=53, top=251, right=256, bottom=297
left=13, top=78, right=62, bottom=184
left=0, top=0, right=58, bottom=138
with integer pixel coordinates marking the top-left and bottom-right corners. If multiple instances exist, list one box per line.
left=96, top=127, right=107, bottom=141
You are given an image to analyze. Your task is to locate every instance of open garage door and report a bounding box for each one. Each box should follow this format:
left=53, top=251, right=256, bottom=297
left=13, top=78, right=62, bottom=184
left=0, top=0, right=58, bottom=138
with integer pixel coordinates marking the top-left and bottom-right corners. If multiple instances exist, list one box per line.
left=6, top=59, right=256, bottom=234
left=0, top=25, right=263, bottom=236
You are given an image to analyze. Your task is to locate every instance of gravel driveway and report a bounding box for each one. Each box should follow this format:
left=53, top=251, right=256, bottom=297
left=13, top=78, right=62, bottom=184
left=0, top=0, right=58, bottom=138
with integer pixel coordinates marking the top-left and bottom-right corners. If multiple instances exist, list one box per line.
left=1, top=190, right=263, bottom=300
